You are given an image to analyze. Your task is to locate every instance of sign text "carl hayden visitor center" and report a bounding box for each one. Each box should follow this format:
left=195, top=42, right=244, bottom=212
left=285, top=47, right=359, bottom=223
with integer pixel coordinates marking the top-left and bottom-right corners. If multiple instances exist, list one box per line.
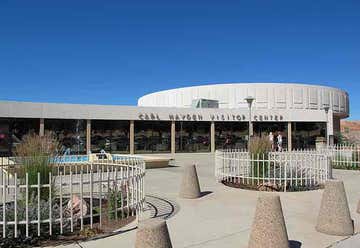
left=0, top=83, right=349, bottom=156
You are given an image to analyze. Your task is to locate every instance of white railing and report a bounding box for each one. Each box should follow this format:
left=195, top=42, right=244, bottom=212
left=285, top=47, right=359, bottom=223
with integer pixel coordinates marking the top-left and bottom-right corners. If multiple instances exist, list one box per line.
left=325, top=144, right=360, bottom=169
left=215, top=149, right=331, bottom=192
left=0, top=155, right=146, bottom=238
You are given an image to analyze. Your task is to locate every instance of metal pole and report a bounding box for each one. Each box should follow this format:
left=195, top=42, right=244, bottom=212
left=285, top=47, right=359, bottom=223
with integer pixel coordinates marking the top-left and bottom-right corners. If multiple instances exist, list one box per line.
left=249, top=104, right=252, bottom=136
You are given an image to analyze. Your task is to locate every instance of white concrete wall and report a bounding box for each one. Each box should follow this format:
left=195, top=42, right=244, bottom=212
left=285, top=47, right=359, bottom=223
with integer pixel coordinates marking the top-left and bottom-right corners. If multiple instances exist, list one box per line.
left=138, top=83, right=349, bottom=118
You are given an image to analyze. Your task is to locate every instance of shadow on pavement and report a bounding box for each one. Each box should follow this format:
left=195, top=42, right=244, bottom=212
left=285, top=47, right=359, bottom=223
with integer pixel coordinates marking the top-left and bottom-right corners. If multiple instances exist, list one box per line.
left=289, top=240, right=302, bottom=248
left=200, top=191, right=213, bottom=198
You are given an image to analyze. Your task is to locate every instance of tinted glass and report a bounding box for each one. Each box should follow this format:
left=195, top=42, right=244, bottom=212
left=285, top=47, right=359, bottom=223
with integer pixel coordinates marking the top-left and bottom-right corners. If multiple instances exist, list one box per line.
left=176, top=121, right=210, bottom=152
left=0, top=118, right=39, bottom=156
left=45, top=119, right=86, bottom=155
left=91, top=120, right=129, bottom=154
left=134, top=121, right=171, bottom=153
left=253, top=122, right=288, bottom=151
left=215, top=122, right=248, bottom=149
left=292, top=122, right=326, bottom=149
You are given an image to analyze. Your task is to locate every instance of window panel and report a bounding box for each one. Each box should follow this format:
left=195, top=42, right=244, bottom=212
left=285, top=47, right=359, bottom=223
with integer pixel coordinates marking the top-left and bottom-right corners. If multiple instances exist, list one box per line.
left=215, top=122, right=248, bottom=149
left=176, top=121, right=210, bottom=153
left=45, top=119, right=86, bottom=155
left=91, top=120, right=130, bottom=154
left=135, top=121, right=171, bottom=153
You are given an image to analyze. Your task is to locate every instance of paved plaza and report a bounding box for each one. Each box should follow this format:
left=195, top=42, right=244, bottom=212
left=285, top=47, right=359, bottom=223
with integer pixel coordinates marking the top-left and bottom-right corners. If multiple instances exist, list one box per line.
left=49, top=153, right=360, bottom=248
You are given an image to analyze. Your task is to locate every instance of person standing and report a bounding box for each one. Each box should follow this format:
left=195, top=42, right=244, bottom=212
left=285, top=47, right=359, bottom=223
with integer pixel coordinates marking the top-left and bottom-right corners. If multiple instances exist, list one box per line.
left=277, top=132, right=283, bottom=152
left=269, top=132, right=274, bottom=151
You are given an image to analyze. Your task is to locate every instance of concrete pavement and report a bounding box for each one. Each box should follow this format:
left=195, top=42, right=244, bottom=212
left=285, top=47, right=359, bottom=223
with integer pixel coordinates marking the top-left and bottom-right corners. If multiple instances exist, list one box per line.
left=47, top=153, right=360, bottom=248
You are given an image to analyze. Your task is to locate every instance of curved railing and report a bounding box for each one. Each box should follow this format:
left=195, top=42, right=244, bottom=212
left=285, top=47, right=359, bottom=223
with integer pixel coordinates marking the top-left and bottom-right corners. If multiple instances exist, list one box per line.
left=215, top=149, right=331, bottom=191
left=0, top=155, right=145, bottom=238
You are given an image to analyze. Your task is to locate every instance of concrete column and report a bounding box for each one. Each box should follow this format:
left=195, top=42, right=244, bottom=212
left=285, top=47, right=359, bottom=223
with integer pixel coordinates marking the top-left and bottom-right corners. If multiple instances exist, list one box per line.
left=130, top=120, right=135, bottom=154
left=86, top=119, right=91, bottom=154
left=39, top=118, right=45, bottom=137
left=211, top=121, right=215, bottom=153
left=171, top=121, right=176, bottom=154
left=287, top=122, right=292, bottom=151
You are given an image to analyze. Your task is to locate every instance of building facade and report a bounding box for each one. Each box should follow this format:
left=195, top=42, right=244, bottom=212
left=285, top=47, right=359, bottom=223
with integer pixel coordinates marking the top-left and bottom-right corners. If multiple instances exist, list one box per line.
left=0, top=83, right=349, bottom=156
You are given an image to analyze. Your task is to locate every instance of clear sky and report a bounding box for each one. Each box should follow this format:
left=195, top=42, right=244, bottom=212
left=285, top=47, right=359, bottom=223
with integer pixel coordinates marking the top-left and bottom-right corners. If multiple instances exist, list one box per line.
left=0, top=1, right=359, bottom=119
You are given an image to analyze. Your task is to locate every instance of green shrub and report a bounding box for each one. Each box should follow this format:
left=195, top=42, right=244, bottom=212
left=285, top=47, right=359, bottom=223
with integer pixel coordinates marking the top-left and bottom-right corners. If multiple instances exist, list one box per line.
left=108, top=188, right=125, bottom=219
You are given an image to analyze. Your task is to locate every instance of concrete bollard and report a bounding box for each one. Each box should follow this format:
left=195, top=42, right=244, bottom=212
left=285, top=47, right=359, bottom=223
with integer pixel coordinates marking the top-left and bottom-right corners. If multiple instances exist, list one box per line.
left=179, top=164, right=201, bottom=199
left=135, top=218, right=173, bottom=248
left=316, top=180, right=354, bottom=236
left=248, top=194, right=289, bottom=248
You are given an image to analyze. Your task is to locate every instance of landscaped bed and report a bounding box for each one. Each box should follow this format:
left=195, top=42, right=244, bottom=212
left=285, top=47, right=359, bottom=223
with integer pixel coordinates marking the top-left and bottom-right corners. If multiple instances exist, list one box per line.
left=222, top=178, right=323, bottom=192
left=0, top=134, right=146, bottom=247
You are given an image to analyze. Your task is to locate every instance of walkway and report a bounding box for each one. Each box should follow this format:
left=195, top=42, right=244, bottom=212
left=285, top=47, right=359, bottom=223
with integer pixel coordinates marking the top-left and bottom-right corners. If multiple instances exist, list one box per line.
left=47, top=153, right=360, bottom=248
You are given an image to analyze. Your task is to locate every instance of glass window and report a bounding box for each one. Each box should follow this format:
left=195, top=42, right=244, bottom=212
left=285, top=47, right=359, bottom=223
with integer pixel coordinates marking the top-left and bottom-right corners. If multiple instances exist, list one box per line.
left=215, top=122, right=248, bottom=149
left=91, top=120, right=129, bottom=154
left=253, top=122, right=288, bottom=151
left=45, top=119, right=86, bottom=155
left=0, top=119, right=10, bottom=156
left=0, top=118, right=39, bottom=156
left=135, top=121, right=171, bottom=153
left=292, top=122, right=326, bottom=149
left=176, top=121, right=210, bottom=153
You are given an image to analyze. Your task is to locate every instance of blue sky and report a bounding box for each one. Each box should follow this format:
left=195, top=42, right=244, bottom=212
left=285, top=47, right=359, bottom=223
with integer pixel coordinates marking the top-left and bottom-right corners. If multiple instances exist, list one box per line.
left=0, top=0, right=359, bottom=119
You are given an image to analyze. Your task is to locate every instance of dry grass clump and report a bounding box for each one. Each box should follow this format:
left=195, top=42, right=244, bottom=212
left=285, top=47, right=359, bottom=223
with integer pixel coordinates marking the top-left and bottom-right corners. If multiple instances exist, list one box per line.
left=249, top=136, right=271, bottom=155
left=15, top=133, right=60, bottom=199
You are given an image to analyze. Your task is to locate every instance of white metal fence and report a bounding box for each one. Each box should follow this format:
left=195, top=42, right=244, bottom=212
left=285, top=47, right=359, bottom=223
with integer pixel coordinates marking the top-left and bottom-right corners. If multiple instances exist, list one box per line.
left=215, top=149, right=331, bottom=192
left=0, top=155, right=146, bottom=238
left=325, top=144, right=360, bottom=169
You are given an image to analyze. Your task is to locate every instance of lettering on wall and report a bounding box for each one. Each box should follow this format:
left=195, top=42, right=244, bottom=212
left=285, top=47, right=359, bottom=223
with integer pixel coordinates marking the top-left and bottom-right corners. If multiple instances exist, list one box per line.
left=138, top=113, right=160, bottom=120
left=138, top=113, right=285, bottom=122
left=253, top=115, right=284, bottom=121
left=210, top=114, right=246, bottom=121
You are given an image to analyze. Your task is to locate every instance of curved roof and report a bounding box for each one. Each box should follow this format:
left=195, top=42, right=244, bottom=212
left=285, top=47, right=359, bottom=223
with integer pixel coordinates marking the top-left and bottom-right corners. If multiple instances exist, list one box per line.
left=138, top=83, right=349, bottom=117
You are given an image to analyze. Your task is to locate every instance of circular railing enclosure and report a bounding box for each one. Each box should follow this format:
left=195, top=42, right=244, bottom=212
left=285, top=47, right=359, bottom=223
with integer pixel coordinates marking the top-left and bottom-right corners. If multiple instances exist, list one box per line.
left=0, top=154, right=145, bottom=241
left=215, top=149, right=332, bottom=192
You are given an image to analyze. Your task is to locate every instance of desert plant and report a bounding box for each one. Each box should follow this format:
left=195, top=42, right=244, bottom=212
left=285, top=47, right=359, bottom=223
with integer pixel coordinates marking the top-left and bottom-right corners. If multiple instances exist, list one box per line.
left=249, top=136, right=271, bottom=155
left=14, top=133, right=60, bottom=200
left=108, top=188, right=124, bottom=219
left=0, top=192, right=69, bottom=240
left=249, top=136, right=272, bottom=178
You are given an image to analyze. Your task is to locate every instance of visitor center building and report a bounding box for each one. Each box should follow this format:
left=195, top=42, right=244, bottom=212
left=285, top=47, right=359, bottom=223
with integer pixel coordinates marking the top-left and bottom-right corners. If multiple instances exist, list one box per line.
left=0, top=83, right=349, bottom=156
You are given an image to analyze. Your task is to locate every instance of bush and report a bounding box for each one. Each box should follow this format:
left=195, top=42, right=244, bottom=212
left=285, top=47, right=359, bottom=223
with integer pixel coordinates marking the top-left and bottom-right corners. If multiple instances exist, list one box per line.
left=249, top=136, right=271, bottom=155
left=14, top=133, right=60, bottom=200
left=249, top=136, right=272, bottom=178
left=0, top=192, right=68, bottom=241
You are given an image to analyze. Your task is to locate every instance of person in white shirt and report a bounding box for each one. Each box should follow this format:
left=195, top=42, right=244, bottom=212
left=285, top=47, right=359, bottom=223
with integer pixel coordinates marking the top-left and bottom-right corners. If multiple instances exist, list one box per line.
left=277, top=132, right=283, bottom=152
left=269, top=132, right=274, bottom=151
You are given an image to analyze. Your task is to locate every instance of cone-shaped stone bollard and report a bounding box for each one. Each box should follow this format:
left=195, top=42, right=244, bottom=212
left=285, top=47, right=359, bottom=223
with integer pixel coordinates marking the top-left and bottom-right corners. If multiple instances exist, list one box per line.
left=135, top=218, right=172, bottom=248
left=316, top=180, right=354, bottom=236
left=179, top=164, right=201, bottom=199
left=248, top=194, right=289, bottom=248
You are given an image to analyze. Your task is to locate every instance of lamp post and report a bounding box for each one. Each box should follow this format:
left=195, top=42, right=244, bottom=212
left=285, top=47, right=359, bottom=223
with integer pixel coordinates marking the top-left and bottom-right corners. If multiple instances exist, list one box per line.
left=245, top=96, right=255, bottom=149
left=324, top=106, right=330, bottom=146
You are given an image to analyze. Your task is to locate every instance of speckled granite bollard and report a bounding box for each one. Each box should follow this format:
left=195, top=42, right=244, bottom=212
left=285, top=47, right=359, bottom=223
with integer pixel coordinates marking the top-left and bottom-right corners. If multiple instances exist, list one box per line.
left=135, top=218, right=172, bottom=248
left=179, top=164, right=201, bottom=199
left=316, top=180, right=354, bottom=236
left=248, top=194, right=289, bottom=248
